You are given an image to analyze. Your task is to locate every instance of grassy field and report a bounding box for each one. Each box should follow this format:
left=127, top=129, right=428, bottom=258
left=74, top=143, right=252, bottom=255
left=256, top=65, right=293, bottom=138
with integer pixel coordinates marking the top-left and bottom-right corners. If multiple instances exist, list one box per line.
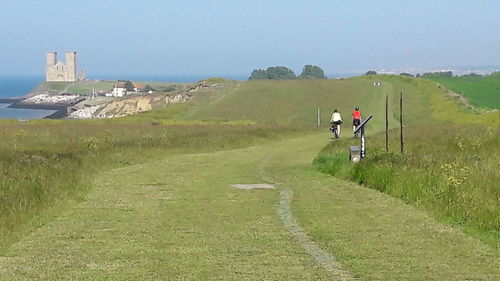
left=1, top=134, right=498, bottom=280
left=315, top=123, right=499, bottom=246
left=1, top=76, right=499, bottom=279
left=314, top=75, right=500, bottom=246
left=427, top=72, right=500, bottom=109
left=0, top=118, right=306, bottom=253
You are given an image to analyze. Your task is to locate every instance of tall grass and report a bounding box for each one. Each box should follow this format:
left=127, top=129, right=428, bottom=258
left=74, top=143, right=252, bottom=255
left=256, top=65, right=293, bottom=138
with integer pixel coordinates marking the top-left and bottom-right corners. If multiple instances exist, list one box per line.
left=312, top=75, right=500, bottom=246
left=0, top=119, right=307, bottom=251
left=315, top=123, right=499, bottom=247
left=3, top=75, right=499, bottom=251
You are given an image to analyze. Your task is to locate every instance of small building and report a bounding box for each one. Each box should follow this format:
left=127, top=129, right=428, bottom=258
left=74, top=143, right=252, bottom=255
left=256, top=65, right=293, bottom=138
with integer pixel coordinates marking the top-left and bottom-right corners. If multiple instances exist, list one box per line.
left=133, top=82, right=144, bottom=92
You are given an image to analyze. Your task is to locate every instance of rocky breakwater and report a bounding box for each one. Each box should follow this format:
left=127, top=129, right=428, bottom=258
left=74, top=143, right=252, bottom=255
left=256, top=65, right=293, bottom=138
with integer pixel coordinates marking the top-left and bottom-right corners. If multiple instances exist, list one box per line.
left=69, top=92, right=191, bottom=119
left=9, top=94, right=84, bottom=110
left=9, top=94, right=85, bottom=119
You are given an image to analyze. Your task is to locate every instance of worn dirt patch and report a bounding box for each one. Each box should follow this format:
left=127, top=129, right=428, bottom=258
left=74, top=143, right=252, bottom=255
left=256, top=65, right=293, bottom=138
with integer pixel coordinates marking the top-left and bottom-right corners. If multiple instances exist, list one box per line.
left=231, top=184, right=276, bottom=190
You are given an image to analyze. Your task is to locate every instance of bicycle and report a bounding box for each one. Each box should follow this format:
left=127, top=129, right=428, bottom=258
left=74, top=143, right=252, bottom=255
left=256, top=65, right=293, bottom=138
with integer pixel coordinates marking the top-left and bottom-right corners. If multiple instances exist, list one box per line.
left=330, top=122, right=341, bottom=139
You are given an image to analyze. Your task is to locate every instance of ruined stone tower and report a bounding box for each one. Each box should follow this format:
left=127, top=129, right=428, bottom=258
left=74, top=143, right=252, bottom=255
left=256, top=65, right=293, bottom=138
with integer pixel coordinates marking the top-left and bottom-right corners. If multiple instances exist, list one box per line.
left=46, top=51, right=78, bottom=82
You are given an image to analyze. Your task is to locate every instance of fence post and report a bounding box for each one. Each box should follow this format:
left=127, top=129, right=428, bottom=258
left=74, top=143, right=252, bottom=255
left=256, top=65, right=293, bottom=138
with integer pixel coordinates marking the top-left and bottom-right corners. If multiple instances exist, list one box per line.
left=386, top=95, right=389, bottom=152
left=317, top=107, right=321, bottom=127
left=400, top=92, right=404, bottom=154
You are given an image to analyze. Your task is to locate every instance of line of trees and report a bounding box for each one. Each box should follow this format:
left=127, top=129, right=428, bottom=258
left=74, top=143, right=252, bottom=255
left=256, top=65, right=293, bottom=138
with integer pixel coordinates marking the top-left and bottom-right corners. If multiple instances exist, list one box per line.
left=420, top=71, right=453, bottom=78
left=249, top=65, right=326, bottom=80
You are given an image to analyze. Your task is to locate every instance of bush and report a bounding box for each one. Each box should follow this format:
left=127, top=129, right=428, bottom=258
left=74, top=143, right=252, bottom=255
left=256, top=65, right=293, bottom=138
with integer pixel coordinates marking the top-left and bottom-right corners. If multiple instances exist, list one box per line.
left=299, top=65, right=326, bottom=79
left=249, top=66, right=297, bottom=80
left=249, top=69, right=267, bottom=80
left=266, top=66, right=297, bottom=79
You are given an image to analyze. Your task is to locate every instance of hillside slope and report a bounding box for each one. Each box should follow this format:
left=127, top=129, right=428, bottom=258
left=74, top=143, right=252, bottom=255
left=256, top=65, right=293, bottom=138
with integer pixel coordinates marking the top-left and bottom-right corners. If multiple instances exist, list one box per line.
left=427, top=73, right=500, bottom=109
left=180, top=77, right=434, bottom=129
left=1, top=76, right=498, bottom=279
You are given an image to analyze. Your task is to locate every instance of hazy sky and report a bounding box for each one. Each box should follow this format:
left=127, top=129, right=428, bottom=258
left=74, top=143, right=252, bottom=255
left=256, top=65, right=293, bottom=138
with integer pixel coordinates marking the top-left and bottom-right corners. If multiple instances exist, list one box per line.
left=1, top=0, right=499, bottom=76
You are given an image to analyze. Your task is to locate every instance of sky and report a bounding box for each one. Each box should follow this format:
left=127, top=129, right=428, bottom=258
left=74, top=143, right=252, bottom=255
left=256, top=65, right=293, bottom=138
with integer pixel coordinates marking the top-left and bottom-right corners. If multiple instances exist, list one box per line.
left=1, top=0, right=499, bottom=77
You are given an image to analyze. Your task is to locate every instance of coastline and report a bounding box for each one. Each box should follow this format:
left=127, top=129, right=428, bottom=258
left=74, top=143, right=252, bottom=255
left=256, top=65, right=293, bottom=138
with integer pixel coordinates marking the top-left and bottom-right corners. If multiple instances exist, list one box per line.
left=0, top=98, right=23, bottom=104
left=7, top=102, right=69, bottom=111
left=0, top=98, right=70, bottom=120
left=0, top=76, right=201, bottom=120
left=43, top=109, right=68, bottom=119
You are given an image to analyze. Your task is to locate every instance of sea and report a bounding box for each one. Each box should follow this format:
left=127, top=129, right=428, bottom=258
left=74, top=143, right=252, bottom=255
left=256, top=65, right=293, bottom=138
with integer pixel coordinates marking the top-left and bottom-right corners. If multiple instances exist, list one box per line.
left=0, top=76, right=56, bottom=120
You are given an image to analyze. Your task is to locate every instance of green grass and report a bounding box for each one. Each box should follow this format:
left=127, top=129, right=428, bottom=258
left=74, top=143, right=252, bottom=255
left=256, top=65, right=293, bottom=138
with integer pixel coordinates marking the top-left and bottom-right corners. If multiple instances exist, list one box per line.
left=315, top=124, right=499, bottom=246
left=184, top=77, right=408, bottom=130
left=1, top=76, right=499, bottom=278
left=427, top=72, right=500, bottom=109
left=313, top=75, right=500, bottom=247
left=267, top=134, right=499, bottom=280
left=187, top=79, right=373, bottom=125
left=0, top=119, right=306, bottom=253
left=44, top=82, right=71, bottom=91
left=1, top=134, right=497, bottom=280
left=66, top=81, right=116, bottom=94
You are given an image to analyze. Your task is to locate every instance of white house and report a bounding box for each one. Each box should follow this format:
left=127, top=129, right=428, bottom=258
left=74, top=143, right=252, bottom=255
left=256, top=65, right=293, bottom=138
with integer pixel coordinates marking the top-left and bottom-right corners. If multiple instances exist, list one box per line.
left=109, top=82, right=127, bottom=97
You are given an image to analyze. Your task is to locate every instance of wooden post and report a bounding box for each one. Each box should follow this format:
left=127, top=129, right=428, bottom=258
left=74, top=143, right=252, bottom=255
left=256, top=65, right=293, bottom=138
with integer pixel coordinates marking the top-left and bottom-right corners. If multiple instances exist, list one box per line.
left=317, top=107, right=321, bottom=127
left=385, top=95, right=389, bottom=152
left=361, top=126, right=366, bottom=158
left=400, top=92, right=404, bottom=154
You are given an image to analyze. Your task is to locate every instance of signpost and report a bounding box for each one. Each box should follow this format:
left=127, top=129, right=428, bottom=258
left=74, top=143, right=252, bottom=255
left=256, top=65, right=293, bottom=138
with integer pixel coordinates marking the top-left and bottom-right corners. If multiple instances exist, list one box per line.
left=352, top=114, right=373, bottom=160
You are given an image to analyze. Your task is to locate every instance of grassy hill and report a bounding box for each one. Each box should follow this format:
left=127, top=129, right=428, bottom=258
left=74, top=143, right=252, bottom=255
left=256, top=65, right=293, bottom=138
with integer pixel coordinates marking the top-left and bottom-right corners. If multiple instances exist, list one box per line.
left=107, top=76, right=500, bottom=245
left=133, top=76, right=437, bottom=129
left=0, top=75, right=498, bottom=278
left=427, top=72, right=500, bottom=109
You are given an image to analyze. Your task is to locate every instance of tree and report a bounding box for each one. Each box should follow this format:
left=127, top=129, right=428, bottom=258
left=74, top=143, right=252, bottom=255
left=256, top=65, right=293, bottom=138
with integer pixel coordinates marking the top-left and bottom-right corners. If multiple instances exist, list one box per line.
left=124, top=80, right=135, bottom=91
left=299, top=65, right=326, bottom=79
left=248, top=66, right=297, bottom=80
left=461, top=73, right=481, bottom=77
left=249, top=69, right=267, bottom=80
left=266, top=66, right=297, bottom=79
left=422, top=71, right=453, bottom=78
left=144, top=85, right=155, bottom=93
left=399, top=73, right=413, bottom=77
left=366, top=70, right=377, bottom=75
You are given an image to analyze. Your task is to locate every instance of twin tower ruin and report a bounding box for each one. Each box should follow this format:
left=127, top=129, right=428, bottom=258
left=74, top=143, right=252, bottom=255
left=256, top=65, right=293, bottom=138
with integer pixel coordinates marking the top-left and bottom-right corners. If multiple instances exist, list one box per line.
left=46, top=51, right=84, bottom=82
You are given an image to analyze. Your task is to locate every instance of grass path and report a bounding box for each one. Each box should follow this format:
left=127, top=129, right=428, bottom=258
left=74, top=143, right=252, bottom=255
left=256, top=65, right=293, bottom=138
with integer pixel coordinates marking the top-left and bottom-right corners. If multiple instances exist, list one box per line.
left=0, top=134, right=498, bottom=280
left=277, top=188, right=356, bottom=280
left=259, top=135, right=499, bottom=280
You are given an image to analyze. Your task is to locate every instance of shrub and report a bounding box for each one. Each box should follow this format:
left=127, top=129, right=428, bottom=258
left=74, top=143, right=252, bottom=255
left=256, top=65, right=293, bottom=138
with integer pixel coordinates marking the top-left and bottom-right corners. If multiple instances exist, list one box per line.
left=299, top=65, right=326, bottom=79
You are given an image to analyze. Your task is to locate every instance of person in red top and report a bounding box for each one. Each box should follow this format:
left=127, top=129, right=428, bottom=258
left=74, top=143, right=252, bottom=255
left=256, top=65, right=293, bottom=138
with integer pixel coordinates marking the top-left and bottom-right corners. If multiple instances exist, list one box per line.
left=352, top=106, right=361, bottom=136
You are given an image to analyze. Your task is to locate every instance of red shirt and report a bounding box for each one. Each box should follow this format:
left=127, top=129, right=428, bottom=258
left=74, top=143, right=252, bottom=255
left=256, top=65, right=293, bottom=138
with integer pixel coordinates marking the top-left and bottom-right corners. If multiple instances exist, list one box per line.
left=353, top=110, right=361, bottom=120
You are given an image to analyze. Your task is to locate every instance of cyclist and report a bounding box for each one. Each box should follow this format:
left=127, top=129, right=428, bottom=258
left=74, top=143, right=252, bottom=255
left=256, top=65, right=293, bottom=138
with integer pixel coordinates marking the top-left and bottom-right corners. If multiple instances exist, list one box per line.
left=352, top=106, right=361, bottom=136
left=330, top=109, right=343, bottom=138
